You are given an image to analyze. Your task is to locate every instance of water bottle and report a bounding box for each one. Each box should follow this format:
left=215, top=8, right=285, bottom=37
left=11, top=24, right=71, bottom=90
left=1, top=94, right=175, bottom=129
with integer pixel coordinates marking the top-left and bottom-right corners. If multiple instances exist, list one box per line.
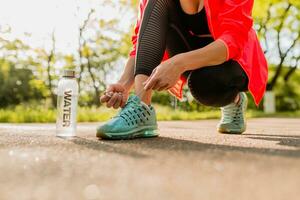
left=56, top=70, right=78, bottom=137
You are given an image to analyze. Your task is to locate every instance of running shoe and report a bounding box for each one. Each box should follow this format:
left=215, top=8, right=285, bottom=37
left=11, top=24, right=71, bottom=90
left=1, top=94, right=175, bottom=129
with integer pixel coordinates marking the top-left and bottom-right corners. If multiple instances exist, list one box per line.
left=217, top=92, right=248, bottom=134
left=96, top=95, right=158, bottom=139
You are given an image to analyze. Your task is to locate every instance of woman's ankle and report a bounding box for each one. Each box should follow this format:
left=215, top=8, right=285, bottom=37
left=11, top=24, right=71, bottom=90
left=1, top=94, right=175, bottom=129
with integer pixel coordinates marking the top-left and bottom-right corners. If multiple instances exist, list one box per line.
left=234, top=93, right=241, bottom=104
left=134, top=74, right=152, bottom=105
left=137, top=92, right=152, bottom=105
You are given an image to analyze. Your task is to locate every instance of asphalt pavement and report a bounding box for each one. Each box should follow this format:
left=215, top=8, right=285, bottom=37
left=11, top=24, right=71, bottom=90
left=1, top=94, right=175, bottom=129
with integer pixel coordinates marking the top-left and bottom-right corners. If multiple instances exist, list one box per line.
left=0, top=118, right=299, bottom=200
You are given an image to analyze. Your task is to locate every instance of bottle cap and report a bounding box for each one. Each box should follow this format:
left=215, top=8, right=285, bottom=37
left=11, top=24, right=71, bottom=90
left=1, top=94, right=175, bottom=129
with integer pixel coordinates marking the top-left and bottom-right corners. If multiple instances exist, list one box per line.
left=63, top=70, right=75, bottom=78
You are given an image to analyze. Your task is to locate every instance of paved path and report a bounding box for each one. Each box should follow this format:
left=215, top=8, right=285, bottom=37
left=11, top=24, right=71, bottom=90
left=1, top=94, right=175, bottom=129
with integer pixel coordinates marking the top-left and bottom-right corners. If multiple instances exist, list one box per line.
left=0, top=118, right=299, bottom=200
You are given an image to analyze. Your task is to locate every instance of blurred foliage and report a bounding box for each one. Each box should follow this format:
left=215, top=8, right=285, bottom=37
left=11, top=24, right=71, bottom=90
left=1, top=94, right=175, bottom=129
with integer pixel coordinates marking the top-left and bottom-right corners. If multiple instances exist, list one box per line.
left=1, top=102, right=299, bottom=123
left=0, top=0, right=300, bottom=116
left=254, top=0, right=300, bottom=90
left=0, top=59, right=46, bottom=107
left=0, top=0, right=132, bottom=108
left=273, top=67, right=300, bottom=111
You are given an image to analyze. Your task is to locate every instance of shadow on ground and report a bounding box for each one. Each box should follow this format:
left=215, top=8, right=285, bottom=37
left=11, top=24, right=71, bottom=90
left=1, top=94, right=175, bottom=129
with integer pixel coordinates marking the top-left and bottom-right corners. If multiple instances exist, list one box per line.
left=71, top=134, right=300, bottom=159
left=243, top=133, right=300, bottom=148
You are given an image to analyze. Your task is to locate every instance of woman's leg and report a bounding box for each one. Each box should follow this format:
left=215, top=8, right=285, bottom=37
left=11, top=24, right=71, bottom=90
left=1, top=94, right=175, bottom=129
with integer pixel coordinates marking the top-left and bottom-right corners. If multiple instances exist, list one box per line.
left=134, top=0, right=248, bottom=108
left=187, top=60, right=249, bottom=134
left=188, top=61, right=249, bottom=107
left=134, top=0, right=187, bottom=104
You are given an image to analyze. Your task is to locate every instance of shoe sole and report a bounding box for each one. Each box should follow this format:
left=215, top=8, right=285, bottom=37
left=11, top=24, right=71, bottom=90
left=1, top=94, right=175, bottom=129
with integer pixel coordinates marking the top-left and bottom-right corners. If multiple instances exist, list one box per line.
left=217, top=126, right=246, bottom=134
left=96, top=127, right=159, bottom=140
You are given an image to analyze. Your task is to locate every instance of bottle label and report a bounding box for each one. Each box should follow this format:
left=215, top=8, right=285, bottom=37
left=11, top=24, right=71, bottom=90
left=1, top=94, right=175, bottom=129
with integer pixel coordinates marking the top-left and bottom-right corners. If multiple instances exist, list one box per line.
left=63, top=90, right=72, bottom=127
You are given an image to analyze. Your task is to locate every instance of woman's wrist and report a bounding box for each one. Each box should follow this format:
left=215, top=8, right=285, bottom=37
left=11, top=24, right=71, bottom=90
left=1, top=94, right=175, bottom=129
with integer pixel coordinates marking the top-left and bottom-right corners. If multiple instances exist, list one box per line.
left=117, top=56, right=135, bottom=92
left=117, top=78, right=133, bottom=92
left=172, top=54, right=188, bottom=73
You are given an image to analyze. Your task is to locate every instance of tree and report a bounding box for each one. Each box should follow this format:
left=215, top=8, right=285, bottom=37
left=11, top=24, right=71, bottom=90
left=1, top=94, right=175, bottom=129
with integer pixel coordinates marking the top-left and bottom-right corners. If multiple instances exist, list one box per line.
left=254, top=0, right=300, bottom=90
left=46, top=31, right=56, bottom=107
left=0, top=30, right=48, bottom=107
left=284, top=56, right=300, bottom=82
left=33, top=32, right=57, bottom=107
left=78, top=9, right=95, bottom=92
left=76, top=5, right=128, bottom=106
left=0, top=58, right=46, bottom=107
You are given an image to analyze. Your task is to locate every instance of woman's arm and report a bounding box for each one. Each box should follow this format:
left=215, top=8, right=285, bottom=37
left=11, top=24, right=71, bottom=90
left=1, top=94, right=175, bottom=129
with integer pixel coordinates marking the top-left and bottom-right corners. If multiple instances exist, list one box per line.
left=144, top=40, right=228, bottom=90
left=117, top=56, right=135, bottom=90
left=144, top=0, right=255, bottom=91
left=173, top=39, right=227, bottom=72
left=100, top=56, right=135, bottom=108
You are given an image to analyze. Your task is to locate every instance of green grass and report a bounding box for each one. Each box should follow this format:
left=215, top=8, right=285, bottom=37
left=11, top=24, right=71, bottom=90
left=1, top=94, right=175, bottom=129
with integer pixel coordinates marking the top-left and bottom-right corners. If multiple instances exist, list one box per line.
left=0, top=104, right=299, bottom=123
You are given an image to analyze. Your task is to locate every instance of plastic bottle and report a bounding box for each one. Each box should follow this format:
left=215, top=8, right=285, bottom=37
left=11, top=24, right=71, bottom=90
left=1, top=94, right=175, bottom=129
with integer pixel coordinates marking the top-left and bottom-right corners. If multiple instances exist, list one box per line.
left=56, top=70, right=78, bottom=137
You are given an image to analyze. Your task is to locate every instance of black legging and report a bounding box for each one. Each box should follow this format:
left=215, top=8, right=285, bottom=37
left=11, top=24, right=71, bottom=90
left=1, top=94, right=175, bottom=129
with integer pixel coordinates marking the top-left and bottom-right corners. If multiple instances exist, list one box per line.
left=134, top=0, right=248, bottom=107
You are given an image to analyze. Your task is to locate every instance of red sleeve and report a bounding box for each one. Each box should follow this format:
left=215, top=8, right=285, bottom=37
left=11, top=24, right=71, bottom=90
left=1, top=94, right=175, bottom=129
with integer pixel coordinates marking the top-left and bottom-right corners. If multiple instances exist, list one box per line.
left=129, top=0, right=147, bottom=57
left=216, top=0, right=254, bottom=60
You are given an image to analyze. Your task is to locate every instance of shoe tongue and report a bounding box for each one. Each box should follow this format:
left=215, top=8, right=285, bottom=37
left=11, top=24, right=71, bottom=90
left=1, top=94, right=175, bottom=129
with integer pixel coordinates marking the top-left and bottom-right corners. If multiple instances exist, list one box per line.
left=128, top=95, right=150, bottom=109
left=128, top=95, right=141, bottom=104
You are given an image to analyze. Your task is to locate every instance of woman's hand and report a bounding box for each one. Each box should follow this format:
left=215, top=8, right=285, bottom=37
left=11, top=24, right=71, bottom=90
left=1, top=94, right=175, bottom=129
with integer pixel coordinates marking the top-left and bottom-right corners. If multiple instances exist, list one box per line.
left=100, top=83, right=129, bottom=109
left=143, top=58, right=185, bottom=91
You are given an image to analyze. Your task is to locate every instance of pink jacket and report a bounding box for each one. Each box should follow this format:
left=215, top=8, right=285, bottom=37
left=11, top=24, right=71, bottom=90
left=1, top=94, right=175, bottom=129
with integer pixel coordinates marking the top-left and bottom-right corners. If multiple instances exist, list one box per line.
left=129, top=0, right=268, bottom=105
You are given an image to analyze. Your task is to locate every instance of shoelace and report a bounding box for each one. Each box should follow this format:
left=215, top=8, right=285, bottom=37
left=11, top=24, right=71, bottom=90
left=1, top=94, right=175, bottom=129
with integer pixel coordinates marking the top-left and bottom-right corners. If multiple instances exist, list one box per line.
left=117, top=98, right=151, bottom=126
left=221, top=100, right=243, bottom=124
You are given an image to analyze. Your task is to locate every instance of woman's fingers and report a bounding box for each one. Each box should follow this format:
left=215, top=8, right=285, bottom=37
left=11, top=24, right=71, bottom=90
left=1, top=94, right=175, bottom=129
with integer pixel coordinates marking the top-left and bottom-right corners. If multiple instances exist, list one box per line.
left=112, top=93, right=123, bottom=109
left=144, top=69, right=158, bottom=90
left=107, top=93, right=119, bottom=108
left=100, top=92, right=112, bottom=103
left=157, top=83, right=169, bottom=91
left=105, top=85, right=115, bottom=94
left=105, top=84, right=125, bottom=95
left=120, top=94, right=128, bottom=108
left=144, top=77, right=160, bottom=90
left=100, top=90, right=114, bottom=103
left=101, top=91, right=125, bottom=109
left=100, top=95, right=110, bottom=103
left=101, top=83, right=128, bottom=108
left=166, top=85, right=173, bottom=90
left=152, top=80, right=165, bottom=91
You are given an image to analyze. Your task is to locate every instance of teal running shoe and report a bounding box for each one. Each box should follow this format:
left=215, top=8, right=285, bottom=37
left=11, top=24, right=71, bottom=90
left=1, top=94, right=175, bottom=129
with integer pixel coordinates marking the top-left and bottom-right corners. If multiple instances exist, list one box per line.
left=217, top=92, right=248, bottom=134
left=96, top=95, right=158, bottom=140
